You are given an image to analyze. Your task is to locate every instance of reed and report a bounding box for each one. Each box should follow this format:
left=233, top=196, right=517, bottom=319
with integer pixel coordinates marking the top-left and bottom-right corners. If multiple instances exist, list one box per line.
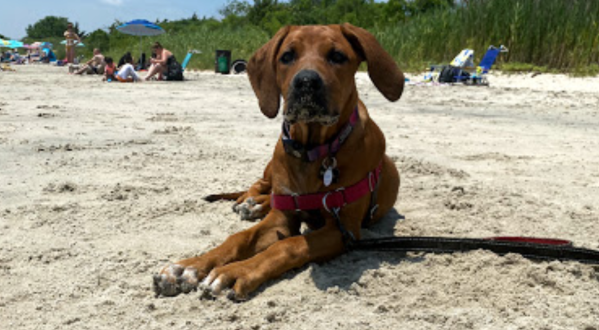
left=67, top=0, right=598, bottom=74
left=102, top=25, right=269, bottom=71
left=373, top=0, right=599, bottom=73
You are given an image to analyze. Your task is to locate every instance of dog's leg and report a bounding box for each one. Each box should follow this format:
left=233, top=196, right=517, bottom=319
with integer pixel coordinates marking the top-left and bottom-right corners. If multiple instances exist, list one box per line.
left=232, top=178, right=271, bottom=221
left=154, top=209, right=298, bottom=297
left=203, top=191, right=246, bottom=202
left=200, top=216, right=356, bottom=300
left=205, top=160, right=273, bottom=221
left=233, top=160, right=272, bottom=220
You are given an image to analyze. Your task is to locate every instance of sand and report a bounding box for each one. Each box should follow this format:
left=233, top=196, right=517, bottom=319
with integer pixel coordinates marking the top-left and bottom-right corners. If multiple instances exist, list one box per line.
left=1, top=65, right=598, bottom=330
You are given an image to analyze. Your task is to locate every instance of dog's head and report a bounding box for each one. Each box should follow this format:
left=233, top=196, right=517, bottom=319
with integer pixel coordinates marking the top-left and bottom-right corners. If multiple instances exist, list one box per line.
left=247, top=23, right=404, bottom=124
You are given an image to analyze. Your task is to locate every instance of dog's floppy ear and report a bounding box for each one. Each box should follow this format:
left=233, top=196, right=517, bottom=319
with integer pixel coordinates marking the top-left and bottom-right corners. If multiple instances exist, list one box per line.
left=341, top=23, right=404, bottom=102
left=247, top=26, right=291, bottom=118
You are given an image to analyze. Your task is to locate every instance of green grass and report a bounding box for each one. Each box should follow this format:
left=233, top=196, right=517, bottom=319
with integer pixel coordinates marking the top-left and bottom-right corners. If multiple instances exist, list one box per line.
left=50, top=0, right=599, bottom=76
left=100, top=25, right=270, bottom=71
left=372, top=0, right=599, bottom=75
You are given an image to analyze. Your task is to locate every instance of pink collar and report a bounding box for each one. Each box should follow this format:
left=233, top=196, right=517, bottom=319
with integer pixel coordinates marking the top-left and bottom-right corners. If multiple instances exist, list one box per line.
left=271, top=162, right=382, bottom=212
left=281, top=107, right=360, bottom=162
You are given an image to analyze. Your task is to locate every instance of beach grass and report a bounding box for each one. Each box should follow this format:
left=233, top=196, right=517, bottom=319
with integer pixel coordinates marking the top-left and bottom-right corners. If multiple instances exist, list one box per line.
left=60, top=0, right=598, bottom=75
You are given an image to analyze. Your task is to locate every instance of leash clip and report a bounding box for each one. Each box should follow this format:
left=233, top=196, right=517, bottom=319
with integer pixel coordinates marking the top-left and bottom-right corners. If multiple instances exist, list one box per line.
left=322, top=188, right=347, bottom=213
left=369, top=204, right=379, bottom=221
left=322, top=192, right=333, bottom=214
left=292, top=193, right=300, bottom=212
left=323, top=192, right=355, bottom=248
left=368, top=172, right=376, bottom=192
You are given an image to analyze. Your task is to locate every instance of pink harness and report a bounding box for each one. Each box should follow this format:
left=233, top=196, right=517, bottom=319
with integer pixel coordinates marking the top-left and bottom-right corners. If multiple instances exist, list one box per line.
left=271, top=106, right=383, bottom=243
left=271, top=162, right=382, bottom=213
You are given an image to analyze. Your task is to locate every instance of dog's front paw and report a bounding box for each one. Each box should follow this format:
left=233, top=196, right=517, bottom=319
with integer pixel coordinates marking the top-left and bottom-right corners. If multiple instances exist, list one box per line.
left=153, top=263, right=199, bottom=297
left=199, top=263, right=259, bottom=302
left=233, top=196, right=270, bottom=221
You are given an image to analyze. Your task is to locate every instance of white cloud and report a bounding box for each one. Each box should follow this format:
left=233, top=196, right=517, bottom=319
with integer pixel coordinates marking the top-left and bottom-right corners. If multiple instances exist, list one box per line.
left=100, top=0, right=123, bottom=6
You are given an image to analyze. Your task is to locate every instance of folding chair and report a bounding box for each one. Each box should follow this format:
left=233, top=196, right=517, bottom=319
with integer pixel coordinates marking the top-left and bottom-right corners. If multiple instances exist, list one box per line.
left=181, top=49, right=202, bottom=71
left=456, top=45, right=509, bottom=85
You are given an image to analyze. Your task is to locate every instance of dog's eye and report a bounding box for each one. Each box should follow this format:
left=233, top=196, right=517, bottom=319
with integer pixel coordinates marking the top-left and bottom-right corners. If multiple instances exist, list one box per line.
left=280, top=51, right=295, bottom=65
left=328, top=50, right=348, bottom=65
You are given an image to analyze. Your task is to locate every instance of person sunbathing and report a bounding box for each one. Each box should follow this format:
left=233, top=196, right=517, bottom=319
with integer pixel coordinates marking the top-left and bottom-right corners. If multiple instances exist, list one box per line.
left=144, top=42, right=172, bottom=81
left=114, top=53, right=139, bottom=82
left=74, top=48, right=105, bottom=75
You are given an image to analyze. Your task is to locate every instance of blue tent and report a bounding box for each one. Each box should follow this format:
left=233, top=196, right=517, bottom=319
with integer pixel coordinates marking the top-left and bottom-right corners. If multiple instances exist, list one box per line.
left=117, top=19, right=165, bottom=61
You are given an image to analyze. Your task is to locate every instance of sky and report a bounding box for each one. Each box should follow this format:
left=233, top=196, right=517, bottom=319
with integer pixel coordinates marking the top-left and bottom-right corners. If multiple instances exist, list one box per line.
left=0, top=0, right=230, bottom=39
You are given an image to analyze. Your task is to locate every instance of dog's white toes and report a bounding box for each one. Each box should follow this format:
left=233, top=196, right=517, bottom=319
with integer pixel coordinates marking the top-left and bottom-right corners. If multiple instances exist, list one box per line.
left=153, top=263, right=193, bottom=297
left=237, top=203, right=251, bottom=220
left=210, top=278, right=225, bottom=295
left=232, top=203, right=241, bottom=213
left=167, top=263, right=184, bottom=276
left=246, top=205, right=264, bottom=221
left=236, top=202, right=263, bottom=221
left=201, top=271, right=216, bottom=287
left=227, top=289, right=248, bottom=302
left=179, top=267, right=199, bottom=293
left=250, top=204, right=263, bottom=216
left=153, top=272, right=179, bottom=297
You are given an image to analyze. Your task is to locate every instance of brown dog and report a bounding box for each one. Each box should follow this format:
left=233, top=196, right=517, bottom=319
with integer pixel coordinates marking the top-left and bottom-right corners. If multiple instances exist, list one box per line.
left=154, top=23, right=404, bottom=300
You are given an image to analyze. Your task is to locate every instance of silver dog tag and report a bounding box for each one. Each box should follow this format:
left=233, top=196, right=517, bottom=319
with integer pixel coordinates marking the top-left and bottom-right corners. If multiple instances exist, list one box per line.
left=323, top=167, right=333, bottom=187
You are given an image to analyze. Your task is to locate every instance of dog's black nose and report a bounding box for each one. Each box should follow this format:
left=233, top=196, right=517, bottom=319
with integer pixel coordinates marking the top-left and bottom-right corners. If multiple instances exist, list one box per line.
left=293, top=70, right=323, bottom=91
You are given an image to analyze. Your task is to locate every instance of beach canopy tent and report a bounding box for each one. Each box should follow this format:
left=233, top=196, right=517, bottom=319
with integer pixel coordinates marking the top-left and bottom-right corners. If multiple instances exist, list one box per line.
left=117, top=19, right=165, bottom=60
left=0, top=39, right=10, bottom=47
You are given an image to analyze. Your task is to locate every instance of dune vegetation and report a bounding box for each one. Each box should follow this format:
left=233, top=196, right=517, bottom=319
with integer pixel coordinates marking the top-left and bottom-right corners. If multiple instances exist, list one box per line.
left=14, top=0, right=599, bottom=75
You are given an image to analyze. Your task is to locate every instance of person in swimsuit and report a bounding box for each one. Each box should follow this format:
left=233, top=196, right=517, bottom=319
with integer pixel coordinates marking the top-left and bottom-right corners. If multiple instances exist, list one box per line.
left=73, top=48, right=105, bottom=75
left=102, top=57, right=117, bottom=82
left=63, top=23, right=81, bottom=64
left=144, top=42, right=172, bottom=81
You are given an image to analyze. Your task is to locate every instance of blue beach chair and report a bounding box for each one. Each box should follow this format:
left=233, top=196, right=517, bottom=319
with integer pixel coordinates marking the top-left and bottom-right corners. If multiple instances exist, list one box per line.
left=456, top=45, right=508, bottom=85
left=181, top=49, right=202, bottom=71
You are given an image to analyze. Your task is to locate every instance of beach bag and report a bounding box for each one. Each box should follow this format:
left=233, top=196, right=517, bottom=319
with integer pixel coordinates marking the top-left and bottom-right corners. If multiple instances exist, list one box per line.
left=165, top=56, right=183, bottom=81
left=438, top=65, right=469, bottom=83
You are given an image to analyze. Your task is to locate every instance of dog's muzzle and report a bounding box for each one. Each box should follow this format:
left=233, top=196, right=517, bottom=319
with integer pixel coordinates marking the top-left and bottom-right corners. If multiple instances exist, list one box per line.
left=285, top=70, right=338, bottom=125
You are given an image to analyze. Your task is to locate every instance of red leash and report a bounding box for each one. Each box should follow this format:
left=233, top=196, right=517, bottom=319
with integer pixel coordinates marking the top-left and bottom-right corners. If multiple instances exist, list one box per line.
left=350, top=236, right=599, bottom=264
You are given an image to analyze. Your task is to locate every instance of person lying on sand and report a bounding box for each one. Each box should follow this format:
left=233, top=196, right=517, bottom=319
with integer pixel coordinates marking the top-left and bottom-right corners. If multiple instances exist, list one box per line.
left=144, top=42, right=172, bottom=81
left=73, top=48, right=105, bottom=75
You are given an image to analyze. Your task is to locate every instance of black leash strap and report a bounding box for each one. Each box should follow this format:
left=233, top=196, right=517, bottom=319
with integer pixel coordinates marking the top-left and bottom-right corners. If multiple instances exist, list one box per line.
left=349, top=236, right=599, bottom=265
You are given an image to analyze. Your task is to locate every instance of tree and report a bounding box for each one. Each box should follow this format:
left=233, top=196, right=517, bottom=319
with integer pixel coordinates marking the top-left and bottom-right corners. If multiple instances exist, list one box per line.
left=85, top=29, right=110, bottom=52
left=409, top=0, right=455, bottom=15
left=220, top=0, right=252, bottom=18
left=0, top=33, right=7, bottom=39
left=382, top=0, right=408, bottom=23
left=247, top=0, right=281, bottom=27
left=26, top=16, right=82, bottom=39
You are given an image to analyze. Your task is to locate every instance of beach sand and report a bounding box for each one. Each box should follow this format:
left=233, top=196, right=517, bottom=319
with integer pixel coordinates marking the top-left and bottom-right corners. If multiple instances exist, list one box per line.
left=1, top=65, right=598, bottom=329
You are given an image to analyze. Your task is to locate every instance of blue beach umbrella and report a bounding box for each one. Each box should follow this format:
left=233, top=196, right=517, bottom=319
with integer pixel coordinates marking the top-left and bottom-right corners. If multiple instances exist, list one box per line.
left=38, top=42, right=53, bottom=49
left=117, top=19, right=165, bottom=60
left=8, top=40, right=24, bottom=49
